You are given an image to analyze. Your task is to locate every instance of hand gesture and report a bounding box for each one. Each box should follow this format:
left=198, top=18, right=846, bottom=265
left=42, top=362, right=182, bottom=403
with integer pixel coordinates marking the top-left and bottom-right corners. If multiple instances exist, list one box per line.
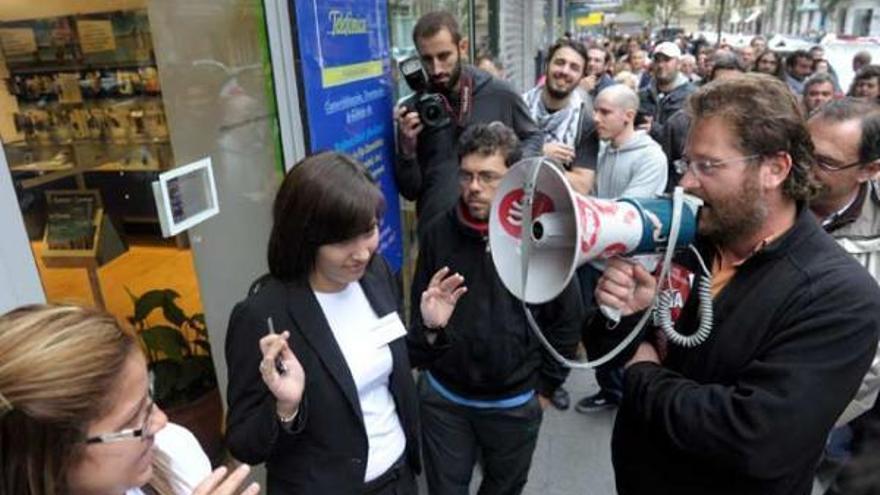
left=595, top=258, right=656, bottom=317
left=395, top=105, right=423, bottom=157
left=259, top=330, right=305, bottom=418
left=543, top=142, right=575, bottom=166
left=579, top=74, right=598, bottom=93
left=420, top=267, right=467, bottom=329
left=192, top=464, right=260, bottom=495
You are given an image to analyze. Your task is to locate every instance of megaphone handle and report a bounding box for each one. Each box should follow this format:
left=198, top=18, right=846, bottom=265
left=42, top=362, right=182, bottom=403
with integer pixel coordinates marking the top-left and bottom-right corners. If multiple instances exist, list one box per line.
left=599, top=304, right=622, bottom=324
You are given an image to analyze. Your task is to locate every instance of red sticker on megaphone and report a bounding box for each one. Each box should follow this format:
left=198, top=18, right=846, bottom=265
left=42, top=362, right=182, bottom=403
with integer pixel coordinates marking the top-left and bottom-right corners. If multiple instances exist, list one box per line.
left=497, top=189, right=555, bottom=238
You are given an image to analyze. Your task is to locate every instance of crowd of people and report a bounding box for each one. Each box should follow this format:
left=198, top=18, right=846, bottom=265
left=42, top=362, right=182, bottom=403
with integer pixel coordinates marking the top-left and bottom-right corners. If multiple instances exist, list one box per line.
left=2, top=10, right=880, bottom=495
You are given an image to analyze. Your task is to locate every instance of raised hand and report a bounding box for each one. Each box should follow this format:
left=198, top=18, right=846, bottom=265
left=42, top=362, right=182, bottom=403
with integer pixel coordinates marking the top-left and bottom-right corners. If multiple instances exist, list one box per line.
left=192, top=464, right=260, bottom=495
left=420, top=266, right=467, bottom=329
left=258, top=330, right=305, bottom=419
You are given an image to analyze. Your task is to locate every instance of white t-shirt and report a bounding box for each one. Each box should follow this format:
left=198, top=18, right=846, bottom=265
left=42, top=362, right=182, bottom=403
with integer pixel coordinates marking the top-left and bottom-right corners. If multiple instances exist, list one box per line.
left=315, top=283, right=407, bottom=482
left=126, top=422, right=211, bottom=495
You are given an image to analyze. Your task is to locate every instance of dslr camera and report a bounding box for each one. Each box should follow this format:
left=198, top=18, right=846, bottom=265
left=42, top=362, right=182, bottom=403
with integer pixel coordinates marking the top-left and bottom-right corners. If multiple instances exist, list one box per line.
left=398, top=56, right=451, bottom=129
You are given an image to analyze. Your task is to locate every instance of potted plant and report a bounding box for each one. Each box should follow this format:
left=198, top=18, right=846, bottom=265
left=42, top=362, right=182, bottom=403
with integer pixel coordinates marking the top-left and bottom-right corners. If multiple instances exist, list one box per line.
left=127, top=288, right=223, bottom=463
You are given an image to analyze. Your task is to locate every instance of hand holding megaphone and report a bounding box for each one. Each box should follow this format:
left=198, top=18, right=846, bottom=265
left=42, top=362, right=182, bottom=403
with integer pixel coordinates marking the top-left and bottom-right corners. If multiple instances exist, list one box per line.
left=596, top=258, right=657, bottom=320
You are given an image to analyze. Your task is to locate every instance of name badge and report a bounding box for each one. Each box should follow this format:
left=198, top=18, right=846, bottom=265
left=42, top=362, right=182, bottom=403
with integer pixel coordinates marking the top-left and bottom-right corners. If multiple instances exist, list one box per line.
left=371, top=312, right=407, bottom=348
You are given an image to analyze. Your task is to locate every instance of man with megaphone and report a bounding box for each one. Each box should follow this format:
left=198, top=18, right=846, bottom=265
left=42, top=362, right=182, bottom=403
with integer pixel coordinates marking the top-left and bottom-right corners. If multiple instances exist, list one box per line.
left=586, top=74, right=880, bottom=494
left=407, top=122, right=582, bottom=495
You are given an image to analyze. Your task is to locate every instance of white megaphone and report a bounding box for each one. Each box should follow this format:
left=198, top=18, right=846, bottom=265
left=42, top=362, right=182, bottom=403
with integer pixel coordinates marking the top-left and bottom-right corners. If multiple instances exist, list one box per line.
left=489, top=157, right=703, bottom=305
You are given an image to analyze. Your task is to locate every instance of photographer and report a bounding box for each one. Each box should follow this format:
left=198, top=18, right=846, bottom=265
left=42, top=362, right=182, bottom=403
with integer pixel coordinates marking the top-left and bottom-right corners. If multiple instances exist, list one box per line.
left=394, top=11, right=541, bottom=235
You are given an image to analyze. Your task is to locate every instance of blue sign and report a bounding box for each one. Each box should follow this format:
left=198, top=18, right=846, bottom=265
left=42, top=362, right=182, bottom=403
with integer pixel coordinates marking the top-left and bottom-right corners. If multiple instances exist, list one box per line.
left=292, top=0, right=403, bottom=270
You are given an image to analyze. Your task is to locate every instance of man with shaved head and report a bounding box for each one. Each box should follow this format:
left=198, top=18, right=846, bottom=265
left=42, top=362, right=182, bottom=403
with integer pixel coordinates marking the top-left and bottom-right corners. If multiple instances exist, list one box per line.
left=593, top=84, right=668, bottom=198
left=575, top=83, right=668, bottom=414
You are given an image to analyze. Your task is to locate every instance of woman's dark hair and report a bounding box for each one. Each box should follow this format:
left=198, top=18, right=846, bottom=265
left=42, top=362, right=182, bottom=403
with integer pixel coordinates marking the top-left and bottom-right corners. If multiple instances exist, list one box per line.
left=267, top=152, right=385, bottom=282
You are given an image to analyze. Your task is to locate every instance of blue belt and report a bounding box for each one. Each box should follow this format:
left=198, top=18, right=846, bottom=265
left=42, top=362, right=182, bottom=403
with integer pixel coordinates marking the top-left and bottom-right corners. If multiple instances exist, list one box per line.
left=425, top=371, right=534, bottom=409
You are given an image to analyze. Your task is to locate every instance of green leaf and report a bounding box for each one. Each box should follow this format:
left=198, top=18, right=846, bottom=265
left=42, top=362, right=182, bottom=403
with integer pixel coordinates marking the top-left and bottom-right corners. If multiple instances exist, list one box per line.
left=131, top=289, right=169, bottom=323
left=140, top=326, right=188, bottom=362
left=161, top=291, right=187, bottom=327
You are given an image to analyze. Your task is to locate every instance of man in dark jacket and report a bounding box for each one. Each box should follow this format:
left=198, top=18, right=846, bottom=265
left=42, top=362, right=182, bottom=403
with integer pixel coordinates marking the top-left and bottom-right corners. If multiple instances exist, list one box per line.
left=408, top=122, right=582, bottom=495
left=590, top=74, right=880, bottom=495
left=394, top=11, right=542, bottom=236
left=638, top=42, right=696, bottom=147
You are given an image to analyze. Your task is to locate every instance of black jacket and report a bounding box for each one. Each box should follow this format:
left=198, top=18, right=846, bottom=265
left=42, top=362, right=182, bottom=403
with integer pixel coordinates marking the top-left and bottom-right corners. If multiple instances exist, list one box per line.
left=224, top=256, right=420, bottom=493
left=639, top=78, right=696, bottom=152
left=657, top=109, right=690, bottom=192
left=407, top=205, right=582, bottom=399
left=589, top=206, right=880, bottom=494
left=394, top=66, right=542, bottom=236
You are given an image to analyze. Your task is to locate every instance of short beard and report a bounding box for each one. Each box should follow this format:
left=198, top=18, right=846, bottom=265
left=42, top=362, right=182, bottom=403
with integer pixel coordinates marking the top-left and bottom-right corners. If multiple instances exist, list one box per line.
left=545, top=83, right=574, bottom=100
left=655, top=70, right=678, bottom=87
left=432, top=56, right=463, bottom=94
left=699, top=169, right=768, bottom=247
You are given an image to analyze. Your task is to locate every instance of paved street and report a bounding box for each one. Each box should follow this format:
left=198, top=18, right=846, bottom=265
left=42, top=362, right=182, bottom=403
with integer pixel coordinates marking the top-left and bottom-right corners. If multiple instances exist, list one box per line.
left=521, top=369, right=617, bottom=495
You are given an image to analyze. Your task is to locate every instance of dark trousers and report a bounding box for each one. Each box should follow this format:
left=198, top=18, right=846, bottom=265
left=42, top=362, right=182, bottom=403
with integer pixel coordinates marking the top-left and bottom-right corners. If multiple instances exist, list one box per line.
left=267, top=456, right=416, bottom=495
left=577, top=264, right=624, bottom=400
left=363, top=455, right=417, bottom=495
left=418, top=375, right=543, bottom=495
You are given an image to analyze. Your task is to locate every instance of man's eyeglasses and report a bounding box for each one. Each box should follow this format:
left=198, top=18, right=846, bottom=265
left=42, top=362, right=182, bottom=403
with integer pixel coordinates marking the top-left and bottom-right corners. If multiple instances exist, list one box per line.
left=84, top=392, right=156, bottom=444
left=674, top=154, right=762, bottom=177
left=814, top=155, right=868, bottom=172
left=458, top=170, right=503, bottom=186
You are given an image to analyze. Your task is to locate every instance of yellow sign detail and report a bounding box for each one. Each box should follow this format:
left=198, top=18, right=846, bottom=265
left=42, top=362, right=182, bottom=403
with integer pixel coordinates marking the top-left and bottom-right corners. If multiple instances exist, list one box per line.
left=321, top=60, right=383, bottom=88
left=576, top=13, right=604, bottom=26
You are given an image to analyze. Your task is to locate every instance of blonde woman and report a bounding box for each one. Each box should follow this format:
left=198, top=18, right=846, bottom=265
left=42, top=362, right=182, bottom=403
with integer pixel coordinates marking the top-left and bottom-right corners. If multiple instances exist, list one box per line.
left=0, top=304, right=258, bottom=495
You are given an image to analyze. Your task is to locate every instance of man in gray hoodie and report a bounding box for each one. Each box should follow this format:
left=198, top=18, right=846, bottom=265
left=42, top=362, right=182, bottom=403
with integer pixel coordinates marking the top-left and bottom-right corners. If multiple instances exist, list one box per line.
left=575, top=84, right=667, bottom=414
left=594, top=85, right=668, bottom=198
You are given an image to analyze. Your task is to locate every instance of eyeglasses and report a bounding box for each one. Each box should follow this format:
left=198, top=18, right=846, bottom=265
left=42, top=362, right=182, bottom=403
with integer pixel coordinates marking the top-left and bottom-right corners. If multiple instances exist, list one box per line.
left=814, top=155, right=868, bottom=172
left=84, top=391, right=156, bottom=444
left=458, top=170, right=503, bottom=186
left=674, top=154, right=762, bottom=177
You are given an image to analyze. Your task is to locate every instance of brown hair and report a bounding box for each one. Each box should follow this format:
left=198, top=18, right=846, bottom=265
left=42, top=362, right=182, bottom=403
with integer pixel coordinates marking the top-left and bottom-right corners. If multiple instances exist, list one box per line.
left=413, top=11, right=462, bottom=45
left=686, top=73, right=819, bottom=201
left=0, top=304, right=176, bottom=495
left=267, top=151, right=385, bottom=282
left=546, top=38, right=589, bottom=77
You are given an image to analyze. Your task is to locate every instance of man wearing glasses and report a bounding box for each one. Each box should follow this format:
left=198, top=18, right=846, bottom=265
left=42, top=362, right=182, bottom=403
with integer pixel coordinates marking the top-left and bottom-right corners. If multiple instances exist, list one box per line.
left=407, top=122, right=582, bottom=495
left=586, top=74, right=880, bottom=495
left=807, top=98, right=880, bottom=494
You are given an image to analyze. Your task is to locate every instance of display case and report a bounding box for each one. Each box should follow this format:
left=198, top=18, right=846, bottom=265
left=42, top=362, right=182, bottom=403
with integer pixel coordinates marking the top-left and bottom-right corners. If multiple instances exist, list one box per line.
left=0, top=9, right=172, bottom=234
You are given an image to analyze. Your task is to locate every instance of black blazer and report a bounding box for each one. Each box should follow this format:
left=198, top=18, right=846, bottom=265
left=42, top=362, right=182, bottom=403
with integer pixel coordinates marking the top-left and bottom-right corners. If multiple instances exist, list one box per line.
left=224, top=255, right=420, bottom=493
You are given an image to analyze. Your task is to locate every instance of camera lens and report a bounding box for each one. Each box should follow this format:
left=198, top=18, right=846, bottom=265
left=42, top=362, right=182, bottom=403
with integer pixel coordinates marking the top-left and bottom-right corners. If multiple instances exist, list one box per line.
left=424, top=104, right=441, bottom=121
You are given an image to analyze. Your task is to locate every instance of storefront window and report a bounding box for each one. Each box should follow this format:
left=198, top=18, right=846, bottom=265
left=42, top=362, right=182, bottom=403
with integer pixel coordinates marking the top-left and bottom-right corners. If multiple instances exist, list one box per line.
left=0, top=0, right=283, bottom=463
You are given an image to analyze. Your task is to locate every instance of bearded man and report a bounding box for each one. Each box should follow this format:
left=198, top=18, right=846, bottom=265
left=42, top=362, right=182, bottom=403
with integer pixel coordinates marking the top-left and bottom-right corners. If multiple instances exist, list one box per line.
left=589, top=73, right=880, bottom=495
left=394, top=11, right=542, bottom=236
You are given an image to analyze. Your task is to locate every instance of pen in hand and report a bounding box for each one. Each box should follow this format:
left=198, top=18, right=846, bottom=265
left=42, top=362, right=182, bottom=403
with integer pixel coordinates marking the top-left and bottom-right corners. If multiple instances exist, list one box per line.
left=267, top=317, right=288, bottom=375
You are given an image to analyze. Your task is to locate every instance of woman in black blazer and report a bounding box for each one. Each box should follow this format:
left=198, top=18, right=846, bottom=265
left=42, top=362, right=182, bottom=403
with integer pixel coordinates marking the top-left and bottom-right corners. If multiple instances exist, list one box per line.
left=224, top=152, right=464, bottom=494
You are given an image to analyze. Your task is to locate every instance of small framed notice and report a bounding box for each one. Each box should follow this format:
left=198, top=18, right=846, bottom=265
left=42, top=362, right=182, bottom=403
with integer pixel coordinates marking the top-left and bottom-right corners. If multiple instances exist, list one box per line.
left=152, top=157, right=220, bottom=237
left=77, top=20, right=116, bottom=54
left=0, top=28, right=37, bottom=56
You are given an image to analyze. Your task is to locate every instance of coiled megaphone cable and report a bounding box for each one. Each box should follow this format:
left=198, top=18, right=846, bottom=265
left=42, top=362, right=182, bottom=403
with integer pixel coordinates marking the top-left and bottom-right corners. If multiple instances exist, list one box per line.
left=517, top=163, right=712, bottom=369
